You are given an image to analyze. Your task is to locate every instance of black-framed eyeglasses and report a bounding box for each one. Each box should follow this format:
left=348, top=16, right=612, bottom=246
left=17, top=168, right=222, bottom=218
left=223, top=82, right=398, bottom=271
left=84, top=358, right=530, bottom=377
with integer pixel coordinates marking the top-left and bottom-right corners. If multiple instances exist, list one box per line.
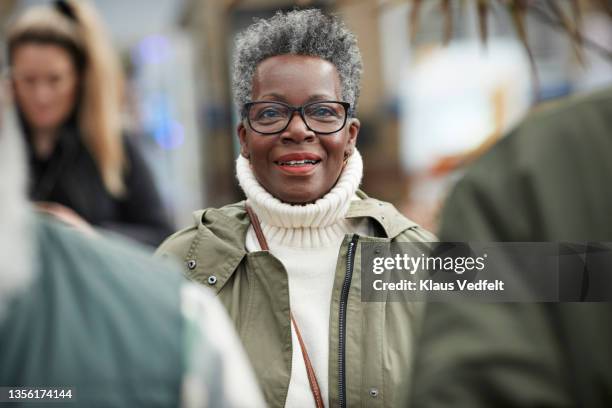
left=242, top=100, right=351, bottom=135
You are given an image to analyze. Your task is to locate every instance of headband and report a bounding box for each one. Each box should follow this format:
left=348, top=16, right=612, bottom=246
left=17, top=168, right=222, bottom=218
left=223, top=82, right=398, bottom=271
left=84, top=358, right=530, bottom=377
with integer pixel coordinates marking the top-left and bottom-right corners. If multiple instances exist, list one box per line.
left=54, top=0, right=78, bottom=23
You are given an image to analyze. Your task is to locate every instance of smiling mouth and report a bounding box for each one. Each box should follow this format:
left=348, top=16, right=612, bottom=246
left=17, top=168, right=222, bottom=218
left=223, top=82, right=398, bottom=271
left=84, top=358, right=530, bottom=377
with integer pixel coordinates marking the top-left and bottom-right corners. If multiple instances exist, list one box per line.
left=275, top=159, right=321, bottom=167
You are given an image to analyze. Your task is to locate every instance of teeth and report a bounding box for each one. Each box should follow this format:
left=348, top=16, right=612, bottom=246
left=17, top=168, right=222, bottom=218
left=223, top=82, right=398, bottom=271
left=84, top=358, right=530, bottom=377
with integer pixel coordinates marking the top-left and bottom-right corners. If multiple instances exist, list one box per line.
left=279, top=159, right=318, bottom=166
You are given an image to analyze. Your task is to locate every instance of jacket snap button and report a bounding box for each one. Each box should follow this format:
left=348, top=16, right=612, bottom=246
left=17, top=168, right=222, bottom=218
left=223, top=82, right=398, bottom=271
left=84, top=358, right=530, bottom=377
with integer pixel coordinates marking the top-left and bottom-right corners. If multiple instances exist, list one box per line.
left=187, top=260, right=197, bottom=270
left=375, top=248, right=381, bottom=254
left=207, top=275, right=218, bottom=285
left=369, top=387, right=379, bottom=397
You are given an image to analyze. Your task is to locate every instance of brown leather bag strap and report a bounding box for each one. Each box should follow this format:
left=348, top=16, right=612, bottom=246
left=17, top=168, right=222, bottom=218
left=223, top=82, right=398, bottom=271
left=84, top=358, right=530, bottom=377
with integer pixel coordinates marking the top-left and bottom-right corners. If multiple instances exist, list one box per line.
left=245, top=204, right=325, bottom=408
left=291, top=313, right=325, bottom=408
left=245, top=204, right=269, bottom=251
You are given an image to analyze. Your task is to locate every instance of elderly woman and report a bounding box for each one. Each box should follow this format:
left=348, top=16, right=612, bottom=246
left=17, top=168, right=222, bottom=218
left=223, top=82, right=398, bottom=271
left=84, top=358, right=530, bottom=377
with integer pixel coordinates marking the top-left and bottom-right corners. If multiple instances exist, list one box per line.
left=158, top=9, right=434, bottom=407
left=7, top=0, right=172, bottom=246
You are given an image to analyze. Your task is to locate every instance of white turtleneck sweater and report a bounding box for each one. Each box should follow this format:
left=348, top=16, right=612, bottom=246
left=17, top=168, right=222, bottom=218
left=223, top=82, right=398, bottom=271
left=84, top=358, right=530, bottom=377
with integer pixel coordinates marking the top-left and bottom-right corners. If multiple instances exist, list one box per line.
left=236, top=150, right=371, bottom=407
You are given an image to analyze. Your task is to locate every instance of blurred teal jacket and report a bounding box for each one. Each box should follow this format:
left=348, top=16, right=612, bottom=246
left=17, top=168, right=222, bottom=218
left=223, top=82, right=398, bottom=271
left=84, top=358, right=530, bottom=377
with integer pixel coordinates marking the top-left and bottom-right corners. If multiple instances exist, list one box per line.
left=0, top=215, right=264, bottom=408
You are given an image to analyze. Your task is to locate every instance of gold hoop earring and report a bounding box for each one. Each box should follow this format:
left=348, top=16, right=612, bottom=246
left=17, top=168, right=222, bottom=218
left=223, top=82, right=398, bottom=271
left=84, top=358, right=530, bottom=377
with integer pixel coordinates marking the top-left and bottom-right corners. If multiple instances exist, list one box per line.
left=342, top=152, right=351, bottom=169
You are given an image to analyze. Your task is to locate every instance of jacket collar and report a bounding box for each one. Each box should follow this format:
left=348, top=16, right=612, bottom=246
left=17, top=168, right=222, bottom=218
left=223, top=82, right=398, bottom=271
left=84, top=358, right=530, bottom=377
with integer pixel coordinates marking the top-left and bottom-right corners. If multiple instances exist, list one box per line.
left=188, top=204, right=250, bottom=293
left=189, top=191, right=418, bottom=292
left=346, top=190, right=418, bottom=238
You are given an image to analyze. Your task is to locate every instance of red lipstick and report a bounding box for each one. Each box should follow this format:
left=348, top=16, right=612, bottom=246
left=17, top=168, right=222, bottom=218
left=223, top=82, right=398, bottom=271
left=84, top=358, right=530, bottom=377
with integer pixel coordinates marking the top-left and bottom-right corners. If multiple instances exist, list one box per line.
left=274, top=152, right=322, bottom=175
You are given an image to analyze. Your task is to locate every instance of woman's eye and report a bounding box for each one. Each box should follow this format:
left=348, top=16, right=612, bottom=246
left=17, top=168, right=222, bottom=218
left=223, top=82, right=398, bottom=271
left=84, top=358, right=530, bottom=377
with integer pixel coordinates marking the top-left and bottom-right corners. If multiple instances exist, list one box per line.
left=21, top=76, right=37, bottom=86
left=309, top=106, right=337, bottom=118
left=48, top=75, right=62, bottom=86
left=257, top=108, right=283, bottom=120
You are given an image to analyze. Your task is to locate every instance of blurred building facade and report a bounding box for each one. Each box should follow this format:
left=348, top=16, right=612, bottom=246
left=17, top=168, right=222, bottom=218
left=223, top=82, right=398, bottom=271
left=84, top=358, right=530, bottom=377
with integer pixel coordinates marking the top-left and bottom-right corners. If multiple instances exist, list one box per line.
left=2, top=0, right=611, bottom=232
left=178, top=0, right=612, bottom=232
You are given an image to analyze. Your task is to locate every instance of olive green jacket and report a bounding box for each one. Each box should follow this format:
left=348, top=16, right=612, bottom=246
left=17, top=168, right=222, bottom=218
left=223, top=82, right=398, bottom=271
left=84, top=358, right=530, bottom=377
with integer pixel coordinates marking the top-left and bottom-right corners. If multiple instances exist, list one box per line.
left=157, top=191, right=435, bottom=407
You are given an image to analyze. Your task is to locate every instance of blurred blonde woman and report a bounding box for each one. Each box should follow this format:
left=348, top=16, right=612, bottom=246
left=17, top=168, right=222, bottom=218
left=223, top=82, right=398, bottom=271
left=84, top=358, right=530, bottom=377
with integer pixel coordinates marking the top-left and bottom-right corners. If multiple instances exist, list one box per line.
left=7, top=0, right=172, bottom=246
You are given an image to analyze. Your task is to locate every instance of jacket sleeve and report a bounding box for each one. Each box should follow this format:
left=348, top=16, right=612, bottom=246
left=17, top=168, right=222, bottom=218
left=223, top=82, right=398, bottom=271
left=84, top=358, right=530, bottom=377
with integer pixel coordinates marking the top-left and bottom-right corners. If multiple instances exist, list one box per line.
left=409, top=302, right=573, bottom=408
left=100, top=137, right=174, bottom=247
left=408, top=129, right=573, bottom=408
left=407, top=171, right=573, bottom=407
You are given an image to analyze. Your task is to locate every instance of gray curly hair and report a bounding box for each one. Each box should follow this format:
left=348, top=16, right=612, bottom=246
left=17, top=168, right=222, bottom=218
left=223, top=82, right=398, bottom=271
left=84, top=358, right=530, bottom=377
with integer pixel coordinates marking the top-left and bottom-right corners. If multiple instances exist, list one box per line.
left=232, top=9, right=363, bottom=116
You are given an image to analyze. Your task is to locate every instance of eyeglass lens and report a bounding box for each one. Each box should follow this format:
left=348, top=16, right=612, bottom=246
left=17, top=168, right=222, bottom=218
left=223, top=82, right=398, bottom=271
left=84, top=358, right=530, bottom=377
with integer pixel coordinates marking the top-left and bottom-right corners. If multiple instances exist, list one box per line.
left=248, top=102, right=346, bottom=134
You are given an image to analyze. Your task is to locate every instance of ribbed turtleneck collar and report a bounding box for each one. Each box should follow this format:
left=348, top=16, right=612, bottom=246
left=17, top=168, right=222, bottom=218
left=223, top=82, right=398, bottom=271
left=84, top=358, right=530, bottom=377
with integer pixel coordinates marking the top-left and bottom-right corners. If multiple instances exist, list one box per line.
left=236, top=149, right=363, bottom=247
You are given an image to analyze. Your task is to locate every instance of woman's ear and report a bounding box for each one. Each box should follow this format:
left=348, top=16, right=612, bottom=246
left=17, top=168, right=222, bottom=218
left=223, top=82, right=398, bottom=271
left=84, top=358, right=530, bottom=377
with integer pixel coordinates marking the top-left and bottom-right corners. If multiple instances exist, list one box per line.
left=345, top=118, right=360, bottom=157
left=237, top=122, right=250, bottom=159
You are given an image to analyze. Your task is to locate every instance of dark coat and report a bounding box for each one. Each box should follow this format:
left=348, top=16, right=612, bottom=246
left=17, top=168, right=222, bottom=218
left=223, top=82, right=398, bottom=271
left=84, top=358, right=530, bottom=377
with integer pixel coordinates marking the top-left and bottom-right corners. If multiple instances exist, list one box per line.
left=410, top=87, right=612, bottom=408
left=26, top=124, right=173, bottom=246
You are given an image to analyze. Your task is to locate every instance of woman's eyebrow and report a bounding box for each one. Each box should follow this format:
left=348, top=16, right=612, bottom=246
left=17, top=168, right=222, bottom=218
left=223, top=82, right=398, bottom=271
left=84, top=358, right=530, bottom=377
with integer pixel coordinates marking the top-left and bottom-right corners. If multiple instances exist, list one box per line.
left=257, top=93, right=337, bottom=104
left=306, top=94, right=336, bottom=103
left=258, top=93, right=287, bottom=102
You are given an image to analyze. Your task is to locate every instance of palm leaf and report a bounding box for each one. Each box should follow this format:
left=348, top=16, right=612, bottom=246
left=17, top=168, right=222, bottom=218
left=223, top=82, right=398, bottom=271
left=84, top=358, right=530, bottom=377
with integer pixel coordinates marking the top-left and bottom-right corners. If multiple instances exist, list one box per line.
left=508, top=0, right=535, bottom=67
left=409, top=0, right=422, bottom=43
left=546, top=0, right=584, bottom=64
left=476, top=0, right=489, bottom=47
left=441, top=0, right=453, bottom=44
left=570, top=0, right=583, bottom=51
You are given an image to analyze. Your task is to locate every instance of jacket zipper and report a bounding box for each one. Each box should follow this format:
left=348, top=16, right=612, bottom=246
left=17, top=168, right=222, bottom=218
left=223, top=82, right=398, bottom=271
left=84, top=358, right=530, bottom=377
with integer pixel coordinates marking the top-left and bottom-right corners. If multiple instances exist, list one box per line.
left=339, top=234, right=359, bottom=408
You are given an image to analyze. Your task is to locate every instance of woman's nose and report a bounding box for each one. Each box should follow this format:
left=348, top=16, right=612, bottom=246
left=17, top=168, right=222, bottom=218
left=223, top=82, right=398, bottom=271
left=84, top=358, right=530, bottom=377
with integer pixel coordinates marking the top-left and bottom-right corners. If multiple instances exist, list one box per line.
left=31, top=82, right=54, bottom=104
left=280, top=112, right=315, bottom=144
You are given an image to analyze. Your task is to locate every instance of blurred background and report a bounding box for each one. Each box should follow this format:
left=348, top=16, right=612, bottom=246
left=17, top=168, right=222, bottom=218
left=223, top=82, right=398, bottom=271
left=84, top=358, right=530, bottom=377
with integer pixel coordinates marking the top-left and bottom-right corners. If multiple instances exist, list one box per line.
left=2, top=0, right=611, bottom=233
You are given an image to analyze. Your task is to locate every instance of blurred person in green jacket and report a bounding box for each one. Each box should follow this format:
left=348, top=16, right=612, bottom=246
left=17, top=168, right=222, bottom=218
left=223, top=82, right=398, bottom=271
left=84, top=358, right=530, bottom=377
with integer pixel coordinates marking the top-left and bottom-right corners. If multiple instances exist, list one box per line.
left=158, top=9, right=435, bottom=408
left=409, top=87, right=612, bottom=407
left=0, top=85, right=264, bottom=407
